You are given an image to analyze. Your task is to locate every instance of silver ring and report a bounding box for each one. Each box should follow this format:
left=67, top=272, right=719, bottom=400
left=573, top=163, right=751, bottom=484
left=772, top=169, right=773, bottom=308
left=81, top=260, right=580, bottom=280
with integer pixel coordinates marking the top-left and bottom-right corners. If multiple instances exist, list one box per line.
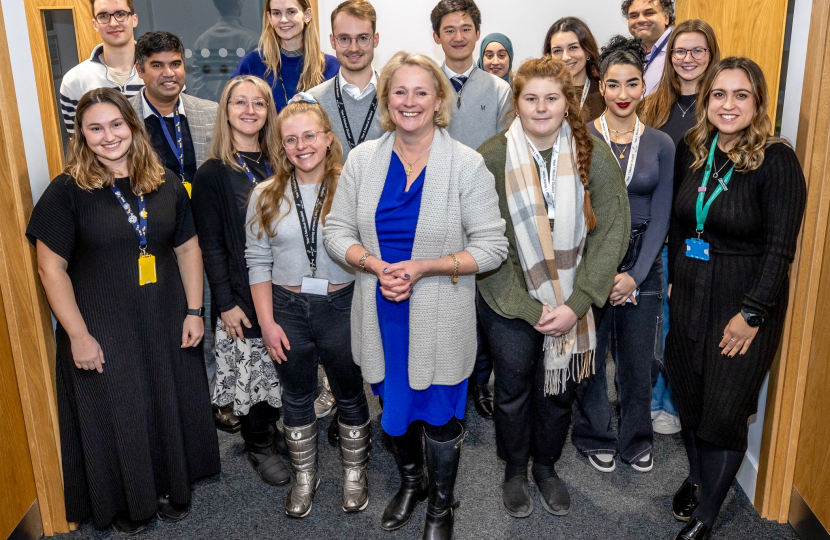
left=730, top=338, right=736, bottom=342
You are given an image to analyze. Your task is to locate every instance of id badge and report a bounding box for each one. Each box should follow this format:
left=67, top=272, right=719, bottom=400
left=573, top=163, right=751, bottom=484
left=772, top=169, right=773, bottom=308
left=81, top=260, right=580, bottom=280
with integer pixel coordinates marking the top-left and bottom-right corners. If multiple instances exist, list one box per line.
left=685, top=238, right=710, bottom=261
left=138, top=254, right=157, bottom=285
left=182, top=181, right=192, bottom=198
left=301, top=276, right=329, bottom=296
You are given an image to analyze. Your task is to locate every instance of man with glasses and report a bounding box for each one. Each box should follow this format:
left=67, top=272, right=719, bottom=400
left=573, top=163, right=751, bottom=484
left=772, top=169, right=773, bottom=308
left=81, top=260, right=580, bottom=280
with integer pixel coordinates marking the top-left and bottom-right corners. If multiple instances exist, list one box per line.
left=622, top=0, right=675, bottom=94
left=60, top=0, right=144, bottom=134
left=308, top=0, right=383, bottom=164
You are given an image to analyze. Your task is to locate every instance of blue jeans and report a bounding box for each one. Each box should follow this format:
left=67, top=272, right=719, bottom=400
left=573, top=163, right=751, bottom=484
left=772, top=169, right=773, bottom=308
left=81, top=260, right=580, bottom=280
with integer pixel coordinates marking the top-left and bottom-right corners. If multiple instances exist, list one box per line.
left=571, top=257, right=663, bottom=463
left=270, top=283, right=369, bottom=428
left=651, top=245, right=679, bottom=417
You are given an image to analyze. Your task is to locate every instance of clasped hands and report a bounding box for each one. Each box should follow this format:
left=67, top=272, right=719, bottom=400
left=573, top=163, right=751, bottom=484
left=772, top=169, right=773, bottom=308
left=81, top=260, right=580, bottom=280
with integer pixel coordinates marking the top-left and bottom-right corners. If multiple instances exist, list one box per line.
left=370, top=258, right=425, bottom=303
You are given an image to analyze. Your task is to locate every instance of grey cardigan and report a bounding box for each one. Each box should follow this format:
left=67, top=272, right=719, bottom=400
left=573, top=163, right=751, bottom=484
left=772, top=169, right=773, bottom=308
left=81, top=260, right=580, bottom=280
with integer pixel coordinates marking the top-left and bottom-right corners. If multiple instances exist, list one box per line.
left=323, top=128, right=508, bottom=389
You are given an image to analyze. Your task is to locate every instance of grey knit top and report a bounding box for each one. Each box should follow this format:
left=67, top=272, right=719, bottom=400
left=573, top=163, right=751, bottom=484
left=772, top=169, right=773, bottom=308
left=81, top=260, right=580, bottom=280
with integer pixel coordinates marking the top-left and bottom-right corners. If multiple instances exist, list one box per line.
left=323, top=128, right=509, bottom=389
left=444, top=66, right=513, bottom=151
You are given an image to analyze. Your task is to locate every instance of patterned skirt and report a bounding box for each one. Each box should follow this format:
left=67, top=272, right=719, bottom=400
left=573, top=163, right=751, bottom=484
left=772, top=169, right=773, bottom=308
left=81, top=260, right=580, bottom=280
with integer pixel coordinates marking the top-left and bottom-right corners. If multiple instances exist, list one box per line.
left=212, top=321, right=282, bottom=415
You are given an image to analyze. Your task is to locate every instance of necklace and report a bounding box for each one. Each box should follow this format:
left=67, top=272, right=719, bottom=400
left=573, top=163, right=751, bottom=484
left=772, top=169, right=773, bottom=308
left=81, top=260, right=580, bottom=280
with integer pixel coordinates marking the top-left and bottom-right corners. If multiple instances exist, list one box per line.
left=239, top=150, right=263, bottom=164
left=394, top=143, right=433, bottom=176
left=676, top=101, right=694, bottom=118
left=612, top=141, right=630, bottom=160
left=609, top=127, right=635, bottom=134
left=712, top=156, right=732, bottom=179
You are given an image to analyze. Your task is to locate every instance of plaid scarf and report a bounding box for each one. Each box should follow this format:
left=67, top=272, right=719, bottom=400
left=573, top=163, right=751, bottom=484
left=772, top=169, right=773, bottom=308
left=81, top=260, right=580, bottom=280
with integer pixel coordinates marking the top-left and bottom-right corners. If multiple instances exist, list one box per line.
left=504, top=116, right=596, bottom=395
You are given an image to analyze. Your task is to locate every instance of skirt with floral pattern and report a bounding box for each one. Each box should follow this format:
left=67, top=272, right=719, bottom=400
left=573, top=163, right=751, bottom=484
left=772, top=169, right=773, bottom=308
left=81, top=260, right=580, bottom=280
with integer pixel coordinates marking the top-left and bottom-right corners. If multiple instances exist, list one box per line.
left=212, top=321, right=282, bottom=415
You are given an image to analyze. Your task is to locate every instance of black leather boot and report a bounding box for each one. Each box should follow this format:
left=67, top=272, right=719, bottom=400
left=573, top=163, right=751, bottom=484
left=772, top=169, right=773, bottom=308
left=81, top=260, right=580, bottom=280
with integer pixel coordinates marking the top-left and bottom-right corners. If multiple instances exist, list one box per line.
left=674, top=517, right=711, bottom=539
left=422, top=428, right=464, bottom=540
left=381, top=425, right=428, bottom=531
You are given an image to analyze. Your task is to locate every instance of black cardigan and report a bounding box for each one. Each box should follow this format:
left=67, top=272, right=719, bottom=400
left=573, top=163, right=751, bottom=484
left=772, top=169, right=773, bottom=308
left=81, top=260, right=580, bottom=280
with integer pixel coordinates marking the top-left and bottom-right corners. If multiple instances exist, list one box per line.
left=192, top=158, right=262, bottom=338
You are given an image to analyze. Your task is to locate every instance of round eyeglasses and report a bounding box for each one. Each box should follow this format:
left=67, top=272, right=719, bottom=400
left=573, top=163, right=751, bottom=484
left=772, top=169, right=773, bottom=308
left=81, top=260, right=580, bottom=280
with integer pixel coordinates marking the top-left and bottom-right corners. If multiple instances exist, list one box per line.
left=671, top=47, right=709, bottom=61
left=283, top=131, right=321, bottom=149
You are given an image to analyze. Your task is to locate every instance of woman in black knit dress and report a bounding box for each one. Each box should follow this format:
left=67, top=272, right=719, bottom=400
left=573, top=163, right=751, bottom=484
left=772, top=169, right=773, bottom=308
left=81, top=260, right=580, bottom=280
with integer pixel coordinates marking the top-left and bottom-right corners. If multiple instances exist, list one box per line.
left=27, top=88, right=219, bottom=534
left=666, top=58, right=806, bottom=539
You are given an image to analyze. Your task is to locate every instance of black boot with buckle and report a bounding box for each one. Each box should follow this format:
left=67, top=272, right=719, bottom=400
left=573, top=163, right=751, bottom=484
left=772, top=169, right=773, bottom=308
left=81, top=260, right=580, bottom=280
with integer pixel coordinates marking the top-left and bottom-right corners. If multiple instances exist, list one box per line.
left=422, top=428, right=464, bottom=540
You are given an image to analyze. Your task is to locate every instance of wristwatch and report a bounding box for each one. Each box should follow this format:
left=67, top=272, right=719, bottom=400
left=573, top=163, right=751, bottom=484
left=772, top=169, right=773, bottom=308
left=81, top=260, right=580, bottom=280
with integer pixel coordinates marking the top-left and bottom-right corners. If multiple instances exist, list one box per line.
left=186, top=307, right=205, bottom=318
left=740, top=310, right=763, bottom=328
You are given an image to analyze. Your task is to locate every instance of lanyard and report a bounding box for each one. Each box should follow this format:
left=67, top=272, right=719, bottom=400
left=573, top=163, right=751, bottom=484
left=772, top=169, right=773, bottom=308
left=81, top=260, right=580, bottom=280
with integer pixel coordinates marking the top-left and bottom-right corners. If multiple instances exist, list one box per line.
left=580, top=79, right=590, bottom=108
left=695, top=134, right=734, bottom=234
left=599, top=113, right=642, bottom=187
left=334, top=74, right=378, bottom=149
left=290, top=172, right=326, bottom=277
left=111, top=186, right=148, bottom=253
left=145, top=97, right=185, bottom=182
left=525, top=130, right=560, bottom=219
left=646, top=33, right=669, bottom=68
left=234, top=152, right=272, bottom=185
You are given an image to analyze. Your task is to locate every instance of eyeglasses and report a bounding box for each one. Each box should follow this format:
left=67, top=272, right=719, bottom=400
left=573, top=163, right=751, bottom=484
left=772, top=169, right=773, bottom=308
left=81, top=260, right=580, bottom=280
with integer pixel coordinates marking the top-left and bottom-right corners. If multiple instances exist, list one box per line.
left=671, top=47, right=709, bottom=60
left=283, top=130, right=321, bottom=149
left=229, top=98, right=268, bottom=111
left=335, top=34, right=373, bottom=49
left=94, top=10, right=133, bottom=24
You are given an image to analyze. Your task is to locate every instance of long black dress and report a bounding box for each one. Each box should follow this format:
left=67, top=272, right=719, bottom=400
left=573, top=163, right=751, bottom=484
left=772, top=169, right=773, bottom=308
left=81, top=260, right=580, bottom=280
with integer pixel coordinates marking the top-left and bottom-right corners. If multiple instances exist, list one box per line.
left=666, top=139, right=806, bottom=452
left=26, top=171, right=220, bottom=527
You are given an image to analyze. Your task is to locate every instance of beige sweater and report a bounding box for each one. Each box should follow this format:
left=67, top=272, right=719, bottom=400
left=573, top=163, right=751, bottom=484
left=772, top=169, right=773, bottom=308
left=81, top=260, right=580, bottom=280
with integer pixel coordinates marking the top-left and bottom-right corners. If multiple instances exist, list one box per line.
left=323, top=128, right=508, bottom=389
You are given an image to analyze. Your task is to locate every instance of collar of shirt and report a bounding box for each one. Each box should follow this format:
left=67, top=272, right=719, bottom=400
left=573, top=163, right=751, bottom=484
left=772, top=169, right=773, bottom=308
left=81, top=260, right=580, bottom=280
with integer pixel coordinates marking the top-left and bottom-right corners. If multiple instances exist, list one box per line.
left=442, top=62, right=476, bottom=81
left=648, top=27, right=673, bottom=62
left=338, top=69, right=378, bottom=101
left=141, top=89, right=187, bottom=119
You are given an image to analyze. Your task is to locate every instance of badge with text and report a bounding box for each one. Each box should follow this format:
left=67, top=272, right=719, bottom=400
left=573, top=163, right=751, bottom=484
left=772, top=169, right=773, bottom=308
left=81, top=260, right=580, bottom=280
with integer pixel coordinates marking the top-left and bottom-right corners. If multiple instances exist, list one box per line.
left=300, top=276, right=329, bottom=296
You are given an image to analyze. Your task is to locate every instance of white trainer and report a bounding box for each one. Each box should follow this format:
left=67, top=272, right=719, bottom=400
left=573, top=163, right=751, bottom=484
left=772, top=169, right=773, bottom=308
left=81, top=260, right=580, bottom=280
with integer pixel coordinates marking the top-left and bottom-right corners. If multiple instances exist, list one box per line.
left=652, top=411, right=681, bottom=435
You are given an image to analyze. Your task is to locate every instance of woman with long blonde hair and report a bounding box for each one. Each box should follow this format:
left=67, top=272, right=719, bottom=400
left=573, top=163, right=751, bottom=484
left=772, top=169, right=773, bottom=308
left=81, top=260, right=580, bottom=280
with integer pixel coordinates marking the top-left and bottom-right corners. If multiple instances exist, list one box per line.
left=245, top=93, right=370, bottom=519
left=666, top=57, right=806, bottom=539
left=191, top=75, right=288, bottom=488
left=233, top=0, right=339, bottom=112
left=27, top=88, right=219, bottom=534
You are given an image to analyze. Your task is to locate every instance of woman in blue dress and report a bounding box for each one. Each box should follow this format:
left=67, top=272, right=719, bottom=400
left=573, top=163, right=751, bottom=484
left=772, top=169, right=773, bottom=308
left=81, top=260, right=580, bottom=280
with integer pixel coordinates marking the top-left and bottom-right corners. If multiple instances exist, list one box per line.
left=324, top=51, right=508, bottom=540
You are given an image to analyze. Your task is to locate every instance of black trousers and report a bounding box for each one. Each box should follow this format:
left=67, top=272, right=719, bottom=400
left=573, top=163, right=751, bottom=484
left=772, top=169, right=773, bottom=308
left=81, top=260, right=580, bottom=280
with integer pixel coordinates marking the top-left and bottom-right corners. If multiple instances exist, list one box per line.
left=477, top=292, right=577, bottom=473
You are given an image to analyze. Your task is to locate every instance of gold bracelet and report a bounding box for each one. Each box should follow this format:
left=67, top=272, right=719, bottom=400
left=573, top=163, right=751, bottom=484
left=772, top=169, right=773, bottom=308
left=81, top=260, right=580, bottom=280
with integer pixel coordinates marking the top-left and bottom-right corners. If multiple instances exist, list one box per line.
left=449, top=253, right=459, bottom=285
left=358, top=252, right=372, bottom=273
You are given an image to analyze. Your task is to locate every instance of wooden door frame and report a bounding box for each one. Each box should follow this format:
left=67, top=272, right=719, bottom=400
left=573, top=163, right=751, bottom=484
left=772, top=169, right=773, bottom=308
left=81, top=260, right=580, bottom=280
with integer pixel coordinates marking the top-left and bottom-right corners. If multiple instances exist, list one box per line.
left=24, top=0, right=100, bottom=179
left=0, top=1, right=71, bottom=536
left=755, top=0, right=830, bottom=523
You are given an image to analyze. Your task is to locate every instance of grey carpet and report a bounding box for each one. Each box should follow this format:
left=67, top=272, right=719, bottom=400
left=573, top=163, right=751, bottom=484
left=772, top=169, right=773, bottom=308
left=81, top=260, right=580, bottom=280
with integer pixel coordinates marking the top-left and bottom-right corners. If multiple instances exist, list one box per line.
left=62, top=381, right=797, bottom=540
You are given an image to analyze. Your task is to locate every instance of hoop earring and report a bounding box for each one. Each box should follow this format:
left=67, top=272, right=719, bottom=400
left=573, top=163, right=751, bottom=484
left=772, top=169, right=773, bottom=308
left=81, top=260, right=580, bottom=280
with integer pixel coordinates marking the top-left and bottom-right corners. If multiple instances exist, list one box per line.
left=564, top=110, right=569, bottom=118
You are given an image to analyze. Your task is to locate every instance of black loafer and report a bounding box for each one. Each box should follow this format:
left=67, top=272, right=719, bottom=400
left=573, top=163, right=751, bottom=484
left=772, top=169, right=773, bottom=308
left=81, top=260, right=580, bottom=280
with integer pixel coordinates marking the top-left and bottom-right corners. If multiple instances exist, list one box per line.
left=502, top=475, right=533, bottom=518
left=672, top=480, right=700, bottom=521
left=213, top=404, right=241, bottom=432
left=111, top=513, right=151, bottom=535
left=674, top=517, right=711, bottom=539
left=328, top=409, right=340, bottom=446
left=471, top=384, right=495, bottom=419
left=156, top=495, right=189, bottom=523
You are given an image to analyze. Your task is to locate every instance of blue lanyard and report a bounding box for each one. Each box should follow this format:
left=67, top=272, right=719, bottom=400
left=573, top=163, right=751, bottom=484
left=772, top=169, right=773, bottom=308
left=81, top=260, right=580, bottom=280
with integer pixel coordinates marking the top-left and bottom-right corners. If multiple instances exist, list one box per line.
left=145, top=96, right=185, bottom=181
left=111, top=186, right=148, bottom=252
left=646, top=32, right=669, bottom=68
left=234, top=152, right=272, bottom=185
left=695, top=134, right=734, bottom=235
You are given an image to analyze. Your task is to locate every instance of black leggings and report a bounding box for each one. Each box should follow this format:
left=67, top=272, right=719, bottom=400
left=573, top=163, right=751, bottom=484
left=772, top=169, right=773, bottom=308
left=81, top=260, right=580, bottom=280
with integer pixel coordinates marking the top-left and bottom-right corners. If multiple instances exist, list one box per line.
left=239, top=401, right=280, bottom=444
left=682, top=427, right=744, bottom=528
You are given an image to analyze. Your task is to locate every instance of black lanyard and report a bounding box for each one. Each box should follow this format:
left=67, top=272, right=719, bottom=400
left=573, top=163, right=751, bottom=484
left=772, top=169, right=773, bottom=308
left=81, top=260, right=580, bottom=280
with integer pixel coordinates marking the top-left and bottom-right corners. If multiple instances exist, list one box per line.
left=333, top=75, right=378, bottom=149
left=290, top=172, right=326, bottom=277
left=111, top=186, right=147, bottom=252
left=234, top=152, right=272, bottom=185
left=145, top=96, right=185, bottom=182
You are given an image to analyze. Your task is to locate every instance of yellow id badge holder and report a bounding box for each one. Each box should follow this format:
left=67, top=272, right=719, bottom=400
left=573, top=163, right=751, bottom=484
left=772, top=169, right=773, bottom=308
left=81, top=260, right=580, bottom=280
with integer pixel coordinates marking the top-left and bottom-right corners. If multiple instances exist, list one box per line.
left=138, top=253, right=157, bottom=285
left=182, top=181, right=192, bottom=198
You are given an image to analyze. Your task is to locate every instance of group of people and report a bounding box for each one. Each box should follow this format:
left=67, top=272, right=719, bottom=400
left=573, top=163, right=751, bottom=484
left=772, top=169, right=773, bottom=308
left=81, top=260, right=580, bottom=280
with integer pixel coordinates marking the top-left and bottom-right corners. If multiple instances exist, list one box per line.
left=31, top=0, right=807, bottom=539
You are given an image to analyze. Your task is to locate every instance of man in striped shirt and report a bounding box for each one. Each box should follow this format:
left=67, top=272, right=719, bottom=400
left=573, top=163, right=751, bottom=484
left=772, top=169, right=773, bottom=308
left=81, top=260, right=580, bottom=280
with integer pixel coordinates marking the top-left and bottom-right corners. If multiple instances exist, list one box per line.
left=59, top=0, right=144, bottom=134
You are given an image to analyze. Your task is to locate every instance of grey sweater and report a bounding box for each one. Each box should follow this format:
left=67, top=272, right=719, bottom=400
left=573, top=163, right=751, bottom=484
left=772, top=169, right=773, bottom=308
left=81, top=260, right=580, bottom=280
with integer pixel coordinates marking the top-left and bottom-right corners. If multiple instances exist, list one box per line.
left=444, top=66, right=513, bottom=151
left=308, top=75, right=385, bottom=163
left=323, top=128, right=509, bottom=389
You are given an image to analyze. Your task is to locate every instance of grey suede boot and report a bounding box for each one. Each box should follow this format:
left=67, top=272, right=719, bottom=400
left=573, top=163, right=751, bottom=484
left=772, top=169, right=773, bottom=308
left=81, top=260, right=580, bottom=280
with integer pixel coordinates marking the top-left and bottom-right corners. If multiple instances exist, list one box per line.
left=339, top=420, right=371, bottom=512
left=283, top=420, right=320, bottom=518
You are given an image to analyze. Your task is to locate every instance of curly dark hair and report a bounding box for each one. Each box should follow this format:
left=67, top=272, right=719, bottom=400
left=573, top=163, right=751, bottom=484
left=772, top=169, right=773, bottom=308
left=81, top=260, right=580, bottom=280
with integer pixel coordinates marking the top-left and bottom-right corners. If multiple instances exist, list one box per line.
left=620, top=0, right=675, bottom=26
left=597, top=35, right=647, bottom=78
left=430, top=0, right=481, bottom=34
left=135, top=31, right=185, bottom=68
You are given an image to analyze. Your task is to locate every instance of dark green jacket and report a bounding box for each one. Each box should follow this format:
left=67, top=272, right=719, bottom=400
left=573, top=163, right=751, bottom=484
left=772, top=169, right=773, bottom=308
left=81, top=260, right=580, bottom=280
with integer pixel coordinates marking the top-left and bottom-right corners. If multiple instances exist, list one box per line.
left=476, top=131, right=631, bottom=325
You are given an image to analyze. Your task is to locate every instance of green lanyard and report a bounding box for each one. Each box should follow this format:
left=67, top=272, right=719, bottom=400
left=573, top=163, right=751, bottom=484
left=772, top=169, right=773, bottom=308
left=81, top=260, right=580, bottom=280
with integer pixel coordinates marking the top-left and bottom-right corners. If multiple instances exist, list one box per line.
left=695, top=134, right=734, bottom=236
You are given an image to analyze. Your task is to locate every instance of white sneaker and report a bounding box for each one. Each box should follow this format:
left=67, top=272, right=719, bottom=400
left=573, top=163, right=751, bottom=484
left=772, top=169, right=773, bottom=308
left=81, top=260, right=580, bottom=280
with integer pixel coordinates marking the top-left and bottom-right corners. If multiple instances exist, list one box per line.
left=314, top=387, right=336, bottom=418
left=652, top=411, right=681, bottom=435
left=588, top=453, right=616, bottom=473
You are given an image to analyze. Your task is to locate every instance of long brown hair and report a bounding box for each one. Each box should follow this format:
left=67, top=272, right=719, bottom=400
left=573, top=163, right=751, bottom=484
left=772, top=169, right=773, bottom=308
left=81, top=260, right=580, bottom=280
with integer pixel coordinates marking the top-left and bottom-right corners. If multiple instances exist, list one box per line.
left=687, top=57, right=782, bottom=172
left=251, top=101, right=344, bottom=238
left=258, top=0, right=327, bottom=93
left=66, top=88, right=165, bottom=195
left=542, top=17, right=601, bottom=84
left=641, top=20, right=721, bottom=128
left=511, top=55, right=596, bottom=231
left=209, top=75, right=281, bottom=171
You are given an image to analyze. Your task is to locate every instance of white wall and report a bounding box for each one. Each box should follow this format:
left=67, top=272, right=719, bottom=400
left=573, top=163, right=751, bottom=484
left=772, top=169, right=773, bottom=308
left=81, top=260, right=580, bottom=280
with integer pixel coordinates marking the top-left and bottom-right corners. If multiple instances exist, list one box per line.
left=317, top=0, right=631, bottom=68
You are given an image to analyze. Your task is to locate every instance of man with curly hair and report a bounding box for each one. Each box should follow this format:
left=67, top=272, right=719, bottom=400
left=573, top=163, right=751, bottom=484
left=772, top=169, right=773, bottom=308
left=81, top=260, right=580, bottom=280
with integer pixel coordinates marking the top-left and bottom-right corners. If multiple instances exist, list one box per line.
left=622, top=0, right=674, bottom=94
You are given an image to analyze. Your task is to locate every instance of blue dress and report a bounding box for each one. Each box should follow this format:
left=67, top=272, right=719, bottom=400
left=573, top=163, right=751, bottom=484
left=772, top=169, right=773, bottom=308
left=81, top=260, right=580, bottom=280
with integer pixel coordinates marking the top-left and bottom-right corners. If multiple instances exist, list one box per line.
left=372, top=154, right=468, bottom=437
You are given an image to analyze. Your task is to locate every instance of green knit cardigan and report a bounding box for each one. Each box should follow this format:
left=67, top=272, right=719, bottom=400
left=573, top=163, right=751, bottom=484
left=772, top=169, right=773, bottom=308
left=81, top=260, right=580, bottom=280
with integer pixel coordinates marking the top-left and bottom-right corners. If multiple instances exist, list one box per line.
left=476, top=131, right=631, bottom=325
